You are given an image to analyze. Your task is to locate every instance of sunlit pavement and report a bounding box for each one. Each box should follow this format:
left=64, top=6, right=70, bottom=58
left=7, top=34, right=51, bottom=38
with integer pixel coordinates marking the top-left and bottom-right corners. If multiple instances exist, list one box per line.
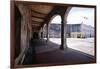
left=49, top=38, right=94, bottom=56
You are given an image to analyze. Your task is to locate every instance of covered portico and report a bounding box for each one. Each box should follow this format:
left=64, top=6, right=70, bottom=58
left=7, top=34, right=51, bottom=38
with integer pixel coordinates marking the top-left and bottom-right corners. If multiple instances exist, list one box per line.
left=11, top=1, right=95, bottom=68
left=15, top=1, right=72, bottom=51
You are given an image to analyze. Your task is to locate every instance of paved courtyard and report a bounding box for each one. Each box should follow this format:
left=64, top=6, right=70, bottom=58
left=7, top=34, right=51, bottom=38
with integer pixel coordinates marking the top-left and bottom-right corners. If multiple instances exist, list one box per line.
left=23, top=38, right=95, bottom=65
left=49, top=38, right=94, bottom=56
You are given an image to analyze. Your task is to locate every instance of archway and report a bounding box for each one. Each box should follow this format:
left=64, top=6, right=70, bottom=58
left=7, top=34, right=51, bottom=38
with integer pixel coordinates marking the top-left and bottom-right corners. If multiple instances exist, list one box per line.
left=49, top=15, right=62, bottom=45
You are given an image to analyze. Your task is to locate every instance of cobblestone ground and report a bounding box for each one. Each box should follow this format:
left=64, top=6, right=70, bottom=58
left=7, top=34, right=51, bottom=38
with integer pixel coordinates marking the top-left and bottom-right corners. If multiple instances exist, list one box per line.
left=49, top=38, right=94, bottom=56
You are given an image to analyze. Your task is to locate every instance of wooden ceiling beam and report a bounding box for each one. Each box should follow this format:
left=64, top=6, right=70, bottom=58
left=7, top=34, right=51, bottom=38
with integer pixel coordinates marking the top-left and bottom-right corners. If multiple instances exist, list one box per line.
left=32, top=24, right=40, bottom=26
left=32, top=17, right=44, bottom=22
left=31, top=11, right=47, bottom=18
left=31, top=10, right=47, bottom=15
left=32, top=20, right=43, bottom=24
left=32, top=15, right=45, bottom=19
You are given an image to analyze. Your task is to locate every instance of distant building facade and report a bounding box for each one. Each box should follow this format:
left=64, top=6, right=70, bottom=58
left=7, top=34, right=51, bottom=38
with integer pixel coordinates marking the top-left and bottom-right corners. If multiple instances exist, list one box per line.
left=43, top=23, right=94, bottom=38
left=66, top=23, right=94, bottom=38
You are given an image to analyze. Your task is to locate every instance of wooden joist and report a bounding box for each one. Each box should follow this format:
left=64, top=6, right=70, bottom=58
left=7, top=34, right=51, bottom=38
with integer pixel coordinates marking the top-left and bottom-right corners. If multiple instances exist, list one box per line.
left=32, top=17, right=44, bottom=22
left=32, top=24, right=40, bottom=27
left=32, top=20, right=43, bottom=24
left=32, top=15, right=45, bottom=19
left=31, top=11, right=47, bottom=18
left=31, top=10, right=47, bottom=15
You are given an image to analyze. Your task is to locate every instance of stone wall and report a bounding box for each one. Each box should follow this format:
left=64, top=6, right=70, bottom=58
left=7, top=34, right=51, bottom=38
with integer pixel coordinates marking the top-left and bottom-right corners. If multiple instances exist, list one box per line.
left=17, top=3, right=32, bottom=51
left=15, top=3, right=32, bottom=64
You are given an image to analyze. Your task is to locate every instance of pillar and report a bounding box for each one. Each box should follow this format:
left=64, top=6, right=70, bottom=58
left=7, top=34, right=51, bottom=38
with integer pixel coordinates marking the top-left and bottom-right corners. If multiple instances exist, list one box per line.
left=38, top=27, right=44, bottom=39
left=39, top=31, right=41, bottom=39
left=41, top=27, right=44, bottom=39
left=60, top=18, right=67, bottom=50
left=46, top=23, right=49, bottom=42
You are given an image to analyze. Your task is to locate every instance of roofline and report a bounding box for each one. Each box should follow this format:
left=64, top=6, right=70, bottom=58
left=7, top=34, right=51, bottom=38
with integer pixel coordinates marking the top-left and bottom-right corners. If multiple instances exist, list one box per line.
left=50, top=23, right=94, bottom=27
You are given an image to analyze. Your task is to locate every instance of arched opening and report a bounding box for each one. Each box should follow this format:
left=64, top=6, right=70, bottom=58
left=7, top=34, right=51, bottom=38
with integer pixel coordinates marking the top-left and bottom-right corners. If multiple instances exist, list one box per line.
left=49, top=15, right=62, bottom=45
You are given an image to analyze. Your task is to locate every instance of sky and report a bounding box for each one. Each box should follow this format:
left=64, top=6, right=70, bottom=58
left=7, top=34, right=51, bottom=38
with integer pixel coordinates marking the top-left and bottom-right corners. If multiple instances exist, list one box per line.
left=51, top=7, right=94, bottom=27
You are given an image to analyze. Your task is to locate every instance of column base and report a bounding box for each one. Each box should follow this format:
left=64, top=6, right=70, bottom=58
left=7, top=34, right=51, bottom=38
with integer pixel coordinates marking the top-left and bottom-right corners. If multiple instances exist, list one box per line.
left=60, top=44, right=67, bottom=50
left=46, top=39, right=49, bottom=44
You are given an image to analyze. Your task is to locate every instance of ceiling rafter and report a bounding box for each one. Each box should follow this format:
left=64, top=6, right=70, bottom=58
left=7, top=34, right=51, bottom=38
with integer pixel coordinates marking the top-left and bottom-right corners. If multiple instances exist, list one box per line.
left=32, top=20, right=43, bottom=24
left=31, top=9, right=47, bottom=15
left=32, top=23, right=40, bottom=26
left=32, top=17, right=44, bottom=22
left=32, top=15, right=45, bottom=19
left=31, top=11, right=47, bottom=18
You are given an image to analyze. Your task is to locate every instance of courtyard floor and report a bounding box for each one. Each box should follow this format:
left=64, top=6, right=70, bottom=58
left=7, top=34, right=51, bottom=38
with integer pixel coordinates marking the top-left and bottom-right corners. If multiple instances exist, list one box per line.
left=49, top=38, right=95, bottom=56
left=23, top=38, right=95, bottom=65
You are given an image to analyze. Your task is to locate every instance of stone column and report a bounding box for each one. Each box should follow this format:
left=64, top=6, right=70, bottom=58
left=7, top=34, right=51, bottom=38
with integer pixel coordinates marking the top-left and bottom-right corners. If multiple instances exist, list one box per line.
left=46, top=23, right=49, bottom=42
left=60, top=18, right=67, bottom=50
left=41, top=27, right=44, bottom=39
left=39, top=31, right=41, bottom=39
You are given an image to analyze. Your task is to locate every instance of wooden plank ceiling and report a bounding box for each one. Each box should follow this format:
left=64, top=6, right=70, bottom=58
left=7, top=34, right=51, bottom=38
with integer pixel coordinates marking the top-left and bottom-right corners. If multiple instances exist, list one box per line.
left=28, top=4, right=54, bottom=31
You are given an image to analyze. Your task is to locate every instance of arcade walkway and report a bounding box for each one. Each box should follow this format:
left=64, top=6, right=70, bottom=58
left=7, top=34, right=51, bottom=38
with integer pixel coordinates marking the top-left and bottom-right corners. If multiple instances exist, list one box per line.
left=11, top=1, right=96, bottom=68
left=22, top=39, right=95, bottom=66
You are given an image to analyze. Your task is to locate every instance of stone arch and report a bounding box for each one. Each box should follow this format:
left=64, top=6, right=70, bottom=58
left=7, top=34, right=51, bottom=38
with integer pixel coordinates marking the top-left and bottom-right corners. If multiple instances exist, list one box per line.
left=49, top=14, right=61, bottom=38
left=41, top=7, right=72, bottom=50
left=60, top=7, right=72, bottom=49
left=45, top=14, right=62, bottom=41
left=49, top=14, right=62, bottom=24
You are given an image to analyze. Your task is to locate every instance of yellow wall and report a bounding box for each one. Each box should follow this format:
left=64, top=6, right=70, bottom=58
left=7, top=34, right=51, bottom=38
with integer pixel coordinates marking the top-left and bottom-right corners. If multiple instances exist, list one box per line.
left=71, top=32, right=85, bottom=38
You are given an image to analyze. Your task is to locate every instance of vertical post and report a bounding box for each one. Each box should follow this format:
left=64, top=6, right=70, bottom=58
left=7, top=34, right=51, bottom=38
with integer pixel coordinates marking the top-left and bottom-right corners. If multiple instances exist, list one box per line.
left=60, top=17, right=67, bottom=50
left=46, top=23, right=49, bottom=42
left=41, top=27, right=44, bottom=39
left=39, top=27, right=43, bottom=39
left=39, top=31, right=41, bottom=39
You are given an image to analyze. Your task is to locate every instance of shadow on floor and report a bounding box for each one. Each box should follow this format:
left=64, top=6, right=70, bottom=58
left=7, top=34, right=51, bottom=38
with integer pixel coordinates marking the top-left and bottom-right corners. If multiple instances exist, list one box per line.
left=22, top=38, right=96, bottom=66
left=22, top=38, right=37, bottom=65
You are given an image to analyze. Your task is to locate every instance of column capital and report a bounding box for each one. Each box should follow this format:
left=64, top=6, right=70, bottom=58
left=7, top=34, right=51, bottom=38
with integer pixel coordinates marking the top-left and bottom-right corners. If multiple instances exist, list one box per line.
left=61, top=19, right=67, bottom=23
